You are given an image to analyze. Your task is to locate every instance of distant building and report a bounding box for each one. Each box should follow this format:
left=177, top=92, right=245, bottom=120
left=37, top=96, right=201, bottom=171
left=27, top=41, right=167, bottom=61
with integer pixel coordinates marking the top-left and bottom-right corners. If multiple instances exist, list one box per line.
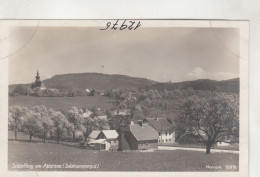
left=119, top=120, right=159, bottom=151
left=112, top=109, right=131, bottom=117
left=31, top=70, right=46, bottom=90
left=86, top=88, right=95, bottom=96
left=143, top=117, right=175, bottom=144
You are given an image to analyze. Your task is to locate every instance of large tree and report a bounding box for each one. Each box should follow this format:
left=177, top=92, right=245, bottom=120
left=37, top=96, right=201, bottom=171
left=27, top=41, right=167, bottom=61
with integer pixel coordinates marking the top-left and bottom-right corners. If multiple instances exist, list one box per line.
left=8, top=106, right=28, bottom=140
left=67, top=107, right=83, bottom=141
left=23, top=110, right=42, bottom=142
left=50, top=109, right=71, bottom=144
left=41, top=115, right=53, bottom=143
left=175, top=91, right=239, bottom=154
left=31, top=105, right=53, bottom=142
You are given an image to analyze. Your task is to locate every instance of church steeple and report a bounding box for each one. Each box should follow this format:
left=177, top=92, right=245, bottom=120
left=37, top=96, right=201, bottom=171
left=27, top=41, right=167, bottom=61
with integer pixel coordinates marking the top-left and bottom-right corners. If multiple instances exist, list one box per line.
left=35, top=70, right=41, bottom=82
left=31, top=70, right=42, bottom=89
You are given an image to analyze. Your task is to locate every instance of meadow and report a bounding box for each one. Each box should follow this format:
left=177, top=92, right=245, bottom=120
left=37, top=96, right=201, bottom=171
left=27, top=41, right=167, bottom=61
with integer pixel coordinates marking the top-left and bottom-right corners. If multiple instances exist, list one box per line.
left=8, top=95, right=115, bottom=112
left=8, top=132, right=239, bottom=171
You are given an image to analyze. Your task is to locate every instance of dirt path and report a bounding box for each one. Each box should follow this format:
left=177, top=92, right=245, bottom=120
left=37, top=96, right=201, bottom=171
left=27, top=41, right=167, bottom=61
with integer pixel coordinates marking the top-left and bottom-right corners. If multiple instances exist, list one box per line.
left=158, top=146, right=239, bottom=154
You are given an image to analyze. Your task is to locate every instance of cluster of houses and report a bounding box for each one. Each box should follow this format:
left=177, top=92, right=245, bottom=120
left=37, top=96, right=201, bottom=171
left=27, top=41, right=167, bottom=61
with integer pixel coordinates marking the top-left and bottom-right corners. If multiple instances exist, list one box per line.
left=86, top=116, right=175, bottom=151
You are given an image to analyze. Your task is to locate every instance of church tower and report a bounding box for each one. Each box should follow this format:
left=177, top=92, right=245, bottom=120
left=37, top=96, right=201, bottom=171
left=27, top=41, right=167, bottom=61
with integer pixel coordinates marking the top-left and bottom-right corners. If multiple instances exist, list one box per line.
left=31, top=70, right=42, bottom=89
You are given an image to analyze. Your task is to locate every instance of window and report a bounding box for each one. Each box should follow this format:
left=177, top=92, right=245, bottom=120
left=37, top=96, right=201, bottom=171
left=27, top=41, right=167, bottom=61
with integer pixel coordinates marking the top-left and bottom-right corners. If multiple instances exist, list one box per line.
left=166, top=139, right=168, bottom=142
left=169, top=139, right=171, bottom=142
left=159, top=133, right=161, bottom=136
left=158, top=139, right=160, bottom=143
left=162, top=139, right=164, bottom=143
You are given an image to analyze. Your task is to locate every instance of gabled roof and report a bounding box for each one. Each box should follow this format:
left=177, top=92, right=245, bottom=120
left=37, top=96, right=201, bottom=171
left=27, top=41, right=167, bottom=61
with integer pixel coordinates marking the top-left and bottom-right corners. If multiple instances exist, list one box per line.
left=144, top=118, right=173, bottom=131
left=88, top=130, right=101, bottom=139
left=88, top=139, right=106, bottom=144
left=88, top=130, right=118, bottom=140
left=130, top=124, right=159, bottom=141
left=102, top=130, right=119, bottom=139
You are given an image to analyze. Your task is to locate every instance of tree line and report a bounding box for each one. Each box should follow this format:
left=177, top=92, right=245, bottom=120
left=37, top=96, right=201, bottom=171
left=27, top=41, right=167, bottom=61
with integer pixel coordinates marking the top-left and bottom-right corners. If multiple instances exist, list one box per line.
left=8, top=105, right=109, bottom=143
left=9, top=85, right=97, bottom=97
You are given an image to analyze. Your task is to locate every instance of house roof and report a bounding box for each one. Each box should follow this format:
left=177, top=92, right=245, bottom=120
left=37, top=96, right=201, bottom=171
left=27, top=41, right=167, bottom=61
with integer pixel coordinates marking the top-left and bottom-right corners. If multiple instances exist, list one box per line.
left=130, top=124, right=159, bottom=141
left=144, top=118, right=173, bottom=131
left=112, top=109, right=131, bottom=116
left=88, top=130, right=118, bottom=140
left=82, top=110, right=92, bottom=118
left=102, top=130, right=119, bottom=139
left=88, top=130, right=101, bottom=139
left=88, top=139, right=106, bottom=144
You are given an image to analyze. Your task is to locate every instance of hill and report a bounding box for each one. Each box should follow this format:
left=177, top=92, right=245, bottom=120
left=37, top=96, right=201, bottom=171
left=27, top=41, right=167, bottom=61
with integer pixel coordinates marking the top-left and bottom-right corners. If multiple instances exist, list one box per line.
left=42, top=73, right=157, bottom=90
left=150, top=78, right=239, bottom=93
left=9, top=72, right=239, bottom=94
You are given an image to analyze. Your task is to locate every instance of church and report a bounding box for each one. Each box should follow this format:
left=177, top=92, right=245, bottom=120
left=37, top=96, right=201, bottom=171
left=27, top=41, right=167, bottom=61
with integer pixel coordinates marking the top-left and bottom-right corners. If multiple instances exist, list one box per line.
left=31, top=70, right=46, bottom=90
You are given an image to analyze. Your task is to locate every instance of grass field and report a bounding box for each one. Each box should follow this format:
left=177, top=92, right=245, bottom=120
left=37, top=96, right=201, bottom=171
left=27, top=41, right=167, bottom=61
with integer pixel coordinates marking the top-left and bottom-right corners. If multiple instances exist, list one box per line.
left=8, top=132, right=239, bottom=171
left=9, top=95, right=115, bottom=112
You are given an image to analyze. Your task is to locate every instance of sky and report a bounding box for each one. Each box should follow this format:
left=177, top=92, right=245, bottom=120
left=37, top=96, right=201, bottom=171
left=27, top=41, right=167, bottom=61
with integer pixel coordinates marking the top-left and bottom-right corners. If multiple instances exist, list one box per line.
left=8, top=26, right=240, bottom=85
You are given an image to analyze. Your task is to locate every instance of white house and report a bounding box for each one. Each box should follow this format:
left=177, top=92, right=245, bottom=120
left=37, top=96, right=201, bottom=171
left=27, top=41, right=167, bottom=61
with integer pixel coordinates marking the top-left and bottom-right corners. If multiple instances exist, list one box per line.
left=143, top=117, right=175, bottom=144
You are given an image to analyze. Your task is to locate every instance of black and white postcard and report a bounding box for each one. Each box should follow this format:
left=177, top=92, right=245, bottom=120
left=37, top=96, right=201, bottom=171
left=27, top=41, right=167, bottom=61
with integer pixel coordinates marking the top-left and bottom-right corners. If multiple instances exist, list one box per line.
left=0, top=20, right=249, bottom=177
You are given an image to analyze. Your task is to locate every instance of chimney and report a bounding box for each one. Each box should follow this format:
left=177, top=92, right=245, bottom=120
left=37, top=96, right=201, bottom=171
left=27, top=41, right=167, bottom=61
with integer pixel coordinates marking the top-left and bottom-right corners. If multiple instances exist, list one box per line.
left=137, top=120, right=143, bottom=127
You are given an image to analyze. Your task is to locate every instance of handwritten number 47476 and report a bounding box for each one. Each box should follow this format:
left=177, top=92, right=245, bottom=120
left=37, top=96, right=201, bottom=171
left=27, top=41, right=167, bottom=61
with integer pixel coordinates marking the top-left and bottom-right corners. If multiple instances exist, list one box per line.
left=100, top=20, right=141, bottom=30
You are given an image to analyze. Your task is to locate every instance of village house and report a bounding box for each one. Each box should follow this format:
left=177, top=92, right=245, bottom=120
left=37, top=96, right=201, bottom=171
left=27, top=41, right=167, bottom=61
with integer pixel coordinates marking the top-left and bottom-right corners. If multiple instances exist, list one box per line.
left=143, top=117, right=175, bottom=144
left=96, top=130, right=119, bottom=150
left=87, top=130, right=119, bottom=151
left=112, top=109, right=131, bottom=117
left=119, top=120, right=159, bottom=151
